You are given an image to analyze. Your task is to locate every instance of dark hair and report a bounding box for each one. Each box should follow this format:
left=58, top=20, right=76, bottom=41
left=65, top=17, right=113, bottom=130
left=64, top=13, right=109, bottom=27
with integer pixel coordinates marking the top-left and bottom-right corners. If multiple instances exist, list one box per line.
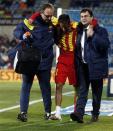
left=54, top=14, right=71, bottom=44
left=58, top=14, right=70, bottom=25
left=80, top=8, right=94, bottom=17
left=40, top=3, right=54, bottom=12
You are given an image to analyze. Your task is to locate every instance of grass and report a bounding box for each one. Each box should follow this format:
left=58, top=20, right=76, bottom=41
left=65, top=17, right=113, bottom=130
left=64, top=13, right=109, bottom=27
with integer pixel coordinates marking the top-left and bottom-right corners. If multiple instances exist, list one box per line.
left=0, top=82, right=113, bottom=131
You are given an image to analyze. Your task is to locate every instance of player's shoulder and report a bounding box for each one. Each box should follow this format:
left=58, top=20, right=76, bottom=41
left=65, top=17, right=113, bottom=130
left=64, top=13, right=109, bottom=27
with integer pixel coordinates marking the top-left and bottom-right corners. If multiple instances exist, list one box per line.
left=51, top=16, right=58, bottom=26
left=71, top=21, right=78, bottom=29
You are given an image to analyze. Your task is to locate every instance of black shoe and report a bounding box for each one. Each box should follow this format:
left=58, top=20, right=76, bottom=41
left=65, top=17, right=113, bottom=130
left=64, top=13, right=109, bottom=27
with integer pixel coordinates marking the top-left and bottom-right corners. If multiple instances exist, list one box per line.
left=90, top=115, right=99, bottom=122
left=44, top=113, right=51, bottom=120
left=17, top=112, right=27, bottom=122
left=70, top=112, right=83, bottom=123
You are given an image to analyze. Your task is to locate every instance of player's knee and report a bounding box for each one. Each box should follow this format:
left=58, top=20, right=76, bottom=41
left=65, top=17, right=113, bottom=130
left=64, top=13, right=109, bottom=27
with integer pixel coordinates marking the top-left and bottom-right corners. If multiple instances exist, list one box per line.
left=56, top=83, right=64, bottom=91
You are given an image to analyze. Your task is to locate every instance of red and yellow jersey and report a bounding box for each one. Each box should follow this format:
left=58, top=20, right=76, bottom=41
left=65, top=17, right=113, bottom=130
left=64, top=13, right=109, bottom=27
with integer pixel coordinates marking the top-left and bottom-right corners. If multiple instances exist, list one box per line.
left=58, top=21, right=78, bottom=54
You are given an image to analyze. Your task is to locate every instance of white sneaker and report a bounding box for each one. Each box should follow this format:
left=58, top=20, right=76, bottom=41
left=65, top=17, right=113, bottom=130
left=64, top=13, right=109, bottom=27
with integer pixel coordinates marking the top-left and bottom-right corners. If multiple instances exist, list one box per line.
left=50, top=114, right=62, bottom=120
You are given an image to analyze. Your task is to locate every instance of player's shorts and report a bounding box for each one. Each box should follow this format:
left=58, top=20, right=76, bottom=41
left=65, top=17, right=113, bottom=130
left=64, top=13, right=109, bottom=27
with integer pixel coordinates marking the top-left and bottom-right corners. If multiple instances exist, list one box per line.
left=55, top=54, right=77, bottom=85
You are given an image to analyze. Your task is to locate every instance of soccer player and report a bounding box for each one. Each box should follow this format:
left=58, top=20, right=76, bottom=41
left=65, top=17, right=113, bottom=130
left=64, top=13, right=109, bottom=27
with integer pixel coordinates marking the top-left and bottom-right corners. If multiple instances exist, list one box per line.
left=50, top=14, right=78, bottom=120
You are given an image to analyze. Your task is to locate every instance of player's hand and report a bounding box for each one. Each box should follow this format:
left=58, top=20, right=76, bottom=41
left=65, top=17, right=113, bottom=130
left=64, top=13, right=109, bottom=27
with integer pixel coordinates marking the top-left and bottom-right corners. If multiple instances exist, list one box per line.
left=28, top=18, right=33, bottom=24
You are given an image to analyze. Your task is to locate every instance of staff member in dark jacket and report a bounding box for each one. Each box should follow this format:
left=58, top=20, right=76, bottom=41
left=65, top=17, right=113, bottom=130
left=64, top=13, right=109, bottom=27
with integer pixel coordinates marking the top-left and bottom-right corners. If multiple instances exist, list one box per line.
left=14, top=3, right=55, bottom=122
left=70, top=8, right=110, bottom=123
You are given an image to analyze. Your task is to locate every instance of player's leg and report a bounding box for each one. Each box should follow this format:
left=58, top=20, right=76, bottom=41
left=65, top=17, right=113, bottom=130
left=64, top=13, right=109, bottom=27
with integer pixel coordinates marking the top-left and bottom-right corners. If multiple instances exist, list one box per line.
left=55, top=83, right=64, bottom=119
left=50, top=63, right=66, bottom=120
left=73, top=85, right=79, bottom=112
left=68, top=64, right=78, bottom=112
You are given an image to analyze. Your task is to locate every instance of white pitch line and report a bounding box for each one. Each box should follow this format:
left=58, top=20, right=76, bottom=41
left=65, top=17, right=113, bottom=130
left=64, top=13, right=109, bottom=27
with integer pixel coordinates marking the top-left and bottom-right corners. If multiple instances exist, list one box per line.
left=0, top=91, right=74, bottom=113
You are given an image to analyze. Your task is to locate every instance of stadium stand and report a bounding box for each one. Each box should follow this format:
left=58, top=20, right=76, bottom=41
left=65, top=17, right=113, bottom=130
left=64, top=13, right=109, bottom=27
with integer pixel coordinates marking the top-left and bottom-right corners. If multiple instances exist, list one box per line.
left=0, top=0, right=60, bottom=18
left=0, top=0, right=113, bottom=69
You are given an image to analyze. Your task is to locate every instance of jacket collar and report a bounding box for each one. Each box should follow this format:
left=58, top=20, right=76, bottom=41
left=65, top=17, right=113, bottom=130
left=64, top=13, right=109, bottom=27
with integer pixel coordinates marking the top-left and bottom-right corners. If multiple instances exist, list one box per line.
left=24, top=18, right=34, bottom=30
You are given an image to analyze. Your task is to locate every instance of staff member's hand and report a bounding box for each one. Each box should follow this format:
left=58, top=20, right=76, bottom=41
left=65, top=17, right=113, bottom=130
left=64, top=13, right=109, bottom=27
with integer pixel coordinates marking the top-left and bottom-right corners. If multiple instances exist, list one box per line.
left=23, top=32, right=32, bottom=39
left=87, top=25, right=94, bottom=38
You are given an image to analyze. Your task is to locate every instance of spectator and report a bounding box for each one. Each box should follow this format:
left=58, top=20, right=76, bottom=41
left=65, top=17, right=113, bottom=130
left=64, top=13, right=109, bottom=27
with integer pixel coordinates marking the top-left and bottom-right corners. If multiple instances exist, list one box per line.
left=26, top=0, right=35, bottom=8
left=19, top=0, right=27, bottom=9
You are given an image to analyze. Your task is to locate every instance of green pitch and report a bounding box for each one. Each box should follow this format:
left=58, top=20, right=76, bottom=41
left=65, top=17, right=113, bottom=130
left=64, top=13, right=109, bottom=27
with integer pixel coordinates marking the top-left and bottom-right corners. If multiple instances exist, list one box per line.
left=0, top=82, right=113, bottom=131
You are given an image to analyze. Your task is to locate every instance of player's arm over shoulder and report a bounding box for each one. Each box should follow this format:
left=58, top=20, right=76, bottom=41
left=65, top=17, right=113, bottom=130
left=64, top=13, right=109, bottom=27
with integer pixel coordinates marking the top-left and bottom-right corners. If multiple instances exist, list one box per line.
left=51, top=16, right=58, bottom=26
left=71, top=21, right=78, bottom=29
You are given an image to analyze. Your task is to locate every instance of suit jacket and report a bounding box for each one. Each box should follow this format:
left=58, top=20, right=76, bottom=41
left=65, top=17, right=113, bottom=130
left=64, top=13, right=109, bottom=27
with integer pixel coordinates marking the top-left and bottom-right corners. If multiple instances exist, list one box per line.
left=75, top=23, right=110, bottom=80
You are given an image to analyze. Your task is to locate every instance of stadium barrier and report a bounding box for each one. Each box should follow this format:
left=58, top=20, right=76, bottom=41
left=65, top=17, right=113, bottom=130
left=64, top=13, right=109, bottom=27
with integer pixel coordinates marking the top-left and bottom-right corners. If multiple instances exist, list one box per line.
left=0, top=69, right=109, bottom=85
left=0, top=69, right=55, bottom=82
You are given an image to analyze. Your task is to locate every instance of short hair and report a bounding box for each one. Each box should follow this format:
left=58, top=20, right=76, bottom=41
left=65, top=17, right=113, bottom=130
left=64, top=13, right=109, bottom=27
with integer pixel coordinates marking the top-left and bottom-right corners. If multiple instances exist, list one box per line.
left=40, top=3, right=54, bottom=12
left=58, top=14, right=70, bottom=25
left=80, top=8, right=94, bottom=17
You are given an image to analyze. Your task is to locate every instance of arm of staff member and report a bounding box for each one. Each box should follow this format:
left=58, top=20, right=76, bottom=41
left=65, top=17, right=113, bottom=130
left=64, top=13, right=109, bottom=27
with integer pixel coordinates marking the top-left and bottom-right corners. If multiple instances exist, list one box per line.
left=87, top=25, right=94, bottom=38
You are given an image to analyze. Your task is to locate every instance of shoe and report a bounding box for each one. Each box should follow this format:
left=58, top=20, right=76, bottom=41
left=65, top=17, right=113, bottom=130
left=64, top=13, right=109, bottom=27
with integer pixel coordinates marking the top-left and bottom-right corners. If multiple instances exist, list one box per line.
left=70, top=112, right=83, bottom=123
left=17, top=112, right=27, bottom=122
left=44, top=113, right=51, bottom=120
left=50, top=114, right=62, bottom=120
left=90, top=115, right=99, bottom=122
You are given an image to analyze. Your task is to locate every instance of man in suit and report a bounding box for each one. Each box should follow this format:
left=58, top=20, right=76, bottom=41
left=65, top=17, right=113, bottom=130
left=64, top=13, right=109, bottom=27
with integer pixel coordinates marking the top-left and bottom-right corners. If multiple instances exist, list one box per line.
left=70, top=8, right=110, bottom=123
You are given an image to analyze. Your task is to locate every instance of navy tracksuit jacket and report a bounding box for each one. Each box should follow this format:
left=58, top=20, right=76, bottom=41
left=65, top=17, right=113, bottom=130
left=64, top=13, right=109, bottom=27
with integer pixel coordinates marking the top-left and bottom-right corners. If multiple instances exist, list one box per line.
left=13, top=15, right=55, bottom=113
